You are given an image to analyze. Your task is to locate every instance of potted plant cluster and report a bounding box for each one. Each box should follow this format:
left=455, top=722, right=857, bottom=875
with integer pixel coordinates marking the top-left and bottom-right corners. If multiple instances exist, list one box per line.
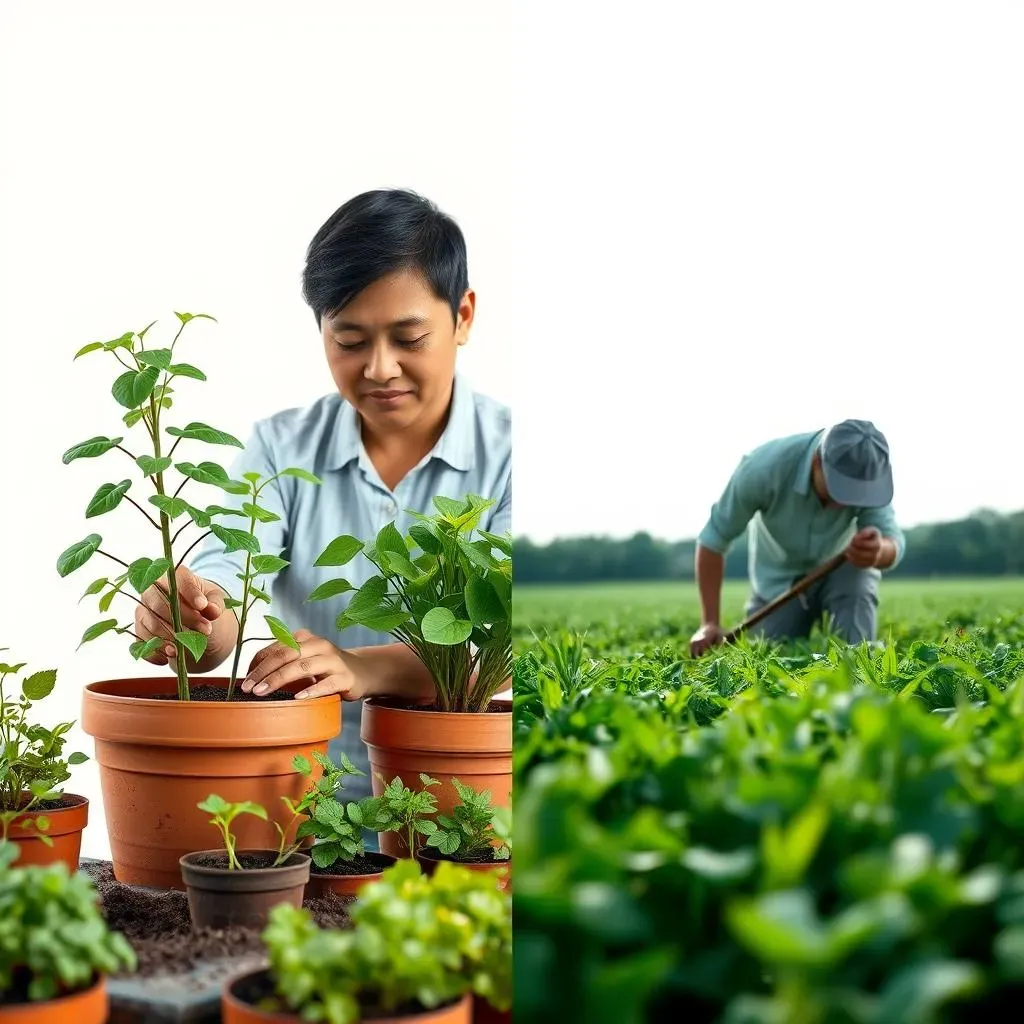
left=307, top=494, right=512, bottom=857
left=56, top=314, right=341, bottom=888
left=221, top=858, right=512, bottom=1024
left=0, top=842, right=136, bottom=1023
left=0, top=654, right=89, bottom=871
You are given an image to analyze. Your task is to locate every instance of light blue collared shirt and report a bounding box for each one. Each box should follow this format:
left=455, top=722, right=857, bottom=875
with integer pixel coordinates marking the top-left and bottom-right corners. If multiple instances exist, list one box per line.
left=697, top=429, right=905, bottom=602
left=189, top=373, right=510, bottom=800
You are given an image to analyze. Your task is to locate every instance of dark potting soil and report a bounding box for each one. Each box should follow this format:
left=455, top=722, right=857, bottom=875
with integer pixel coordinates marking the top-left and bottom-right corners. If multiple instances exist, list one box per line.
left=81, top=861, right=352, bottom=984
left=147, top=685, right=295, bottom=703
left=374, top=696, right=508, bottom=713
left=309, top=853, right=389, bottom=877
left=189, top=851, right=282, bottom=871
left=424, top=848, right=508, bottom=865
left=10, top=793, right=79, bottom=812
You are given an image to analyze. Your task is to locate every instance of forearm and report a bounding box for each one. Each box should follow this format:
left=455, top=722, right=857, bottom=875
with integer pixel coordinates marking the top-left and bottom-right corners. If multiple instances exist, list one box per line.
left=347, top=643, right=436, bottom=702
left=695, top=544, right=725, bottom=625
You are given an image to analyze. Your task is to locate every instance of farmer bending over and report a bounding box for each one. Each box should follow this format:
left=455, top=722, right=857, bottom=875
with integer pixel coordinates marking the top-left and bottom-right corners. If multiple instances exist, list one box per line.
left=689, top=420, right=904, bottom=656
left=131, top=188, right=511, bottom=802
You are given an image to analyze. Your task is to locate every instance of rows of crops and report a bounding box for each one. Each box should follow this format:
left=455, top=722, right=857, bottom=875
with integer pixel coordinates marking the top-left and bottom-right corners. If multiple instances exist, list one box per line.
left=512, top=579, right=1024, bottom=1023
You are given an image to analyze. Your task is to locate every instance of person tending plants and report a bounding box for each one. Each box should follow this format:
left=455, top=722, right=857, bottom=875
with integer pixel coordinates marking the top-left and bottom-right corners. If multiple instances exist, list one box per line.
left=689, top=419, right=906, bottom=656
left=129, top=188, right=511, bottom=805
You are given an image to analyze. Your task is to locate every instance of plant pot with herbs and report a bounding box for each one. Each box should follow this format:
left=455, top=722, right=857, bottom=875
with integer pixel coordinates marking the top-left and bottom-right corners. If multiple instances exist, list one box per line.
left=308, top=494, right=511, bottom=859
left=411, top=779, right=511, bottom=892
left=221, top=857, right=511, bottom=1024
left=0, top=843, right=136, bottom=1023
left=180, top=793, right=311, bottom=929
left=59, top=314, right=340, bottom=888
left=0, top=654, right=90, bottom=871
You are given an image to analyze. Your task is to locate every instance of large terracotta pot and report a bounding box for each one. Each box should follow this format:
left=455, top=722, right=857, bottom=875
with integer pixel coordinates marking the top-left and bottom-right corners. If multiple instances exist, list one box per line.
left=81, top=677, right=340, bottom=889
left=5, top=794, right=88, bottom=871
left=360, top=697, right=511, bottom=859
left=222, top=969, right=471, bottom=1023
left=0, top=976, right=107, bottom=1023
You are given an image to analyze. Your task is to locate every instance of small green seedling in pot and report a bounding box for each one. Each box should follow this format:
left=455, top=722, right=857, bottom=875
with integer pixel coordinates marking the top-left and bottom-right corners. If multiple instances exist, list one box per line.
left=0, top=655, right=88, bottom=846
left=362, top=773, right=441, bottom=856
left=427, top=778, right=510, bottom=861
left=58, top=314, right=319, bottom=700
left=197, top=794, right=269, bottom=870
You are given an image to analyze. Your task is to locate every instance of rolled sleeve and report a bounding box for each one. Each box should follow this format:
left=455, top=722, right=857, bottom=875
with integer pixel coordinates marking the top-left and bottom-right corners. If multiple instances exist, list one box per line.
left=697, top=455, right=767, bottom=554
left=858, top=505, right=905, bottom=570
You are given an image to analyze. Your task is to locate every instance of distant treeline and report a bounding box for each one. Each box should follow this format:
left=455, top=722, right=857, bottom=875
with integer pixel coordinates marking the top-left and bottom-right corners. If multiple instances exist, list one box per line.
left=514, top=509, right=1024, bottom=583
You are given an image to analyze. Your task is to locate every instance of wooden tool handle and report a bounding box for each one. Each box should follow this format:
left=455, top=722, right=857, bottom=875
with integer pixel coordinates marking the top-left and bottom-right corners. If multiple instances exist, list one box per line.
left=723, top=552, right=847, bottom=644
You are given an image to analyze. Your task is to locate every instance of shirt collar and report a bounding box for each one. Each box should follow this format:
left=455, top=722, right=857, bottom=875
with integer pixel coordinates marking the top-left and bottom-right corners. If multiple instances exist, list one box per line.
left=325, top=373, right=474, bottom=473
left=793, top=429, right=826, bottom=495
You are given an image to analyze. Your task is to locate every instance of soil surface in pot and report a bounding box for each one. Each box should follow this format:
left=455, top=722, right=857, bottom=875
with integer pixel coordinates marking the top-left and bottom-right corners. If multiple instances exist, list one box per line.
left=189, top=851, right=287, bottom=870
left=7, top=793, right=80, bottom=813
left=372, top=696, right=508, bottom=713
left=423, top=849, right=508, bottom=865
left=81, top=861, right=351, bottom=985
left=309, top=853, right=390, bottom=876
left=147, top=685, right=295, bottom=702
left=0, top=968, right=99, bottom=1007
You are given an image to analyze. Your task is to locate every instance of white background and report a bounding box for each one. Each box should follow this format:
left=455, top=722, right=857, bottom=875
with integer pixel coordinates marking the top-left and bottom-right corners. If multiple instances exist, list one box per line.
left=2, top=2, right=1022, bottom=860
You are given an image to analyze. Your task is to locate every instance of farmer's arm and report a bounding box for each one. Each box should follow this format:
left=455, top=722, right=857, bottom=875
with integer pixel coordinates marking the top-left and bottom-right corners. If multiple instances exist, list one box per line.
left=855, top=505, right=905, bottom=570
left=695, top=455, right=768, bottom=624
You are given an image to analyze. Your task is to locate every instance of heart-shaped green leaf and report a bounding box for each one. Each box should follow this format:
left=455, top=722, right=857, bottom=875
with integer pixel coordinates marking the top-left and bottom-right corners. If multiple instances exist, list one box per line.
left=56, top=534, right=102, bottom=577
left=85, top=480, right=132, bottom=519
left=315, top=536, right=365, bottom=567
left=465, top=576, right=506, bottom=627
left=78, top=619, right=119, bottom=649
left=129, top=637, right=164, bottom=661
left=136, top=348, right=173, bottom=369
left=211, top=524, right=260, bottom=555
left=307, top=579, right=354, bottom=603
left=62, top=436, right=123, bottom=464
left=127, top=557, right=171, bottom=594
left=149, top=495, right=187, bottom=520
left=242, top=502, right=280, bottom=524
left=252, top=554, right=289, bottom=575
left=421, top=607, right=474, bottom=646
left=165, top=421, right=242, bottom=448
left=111, top=366, right=160, bottom=409
left=136, top=455, right=172, bottom=476
left=168, top=362, right=206, bottom=380
left=265, top=616, right=300, bottom=651
left=175, top=630, right=208, bottom=662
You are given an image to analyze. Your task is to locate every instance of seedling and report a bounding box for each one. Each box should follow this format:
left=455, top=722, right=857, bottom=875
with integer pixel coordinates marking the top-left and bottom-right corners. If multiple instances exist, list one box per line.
left=426, top=778, right=510, bottom=861
left=363, top=773, right=441, bottom=855
left=0, top=654, right=88, bottom=846
left=308, top=494, right=511, bottom=712
left=197, top=794, right=269, bottom=870
left=58, top=315, right=320, bottom=700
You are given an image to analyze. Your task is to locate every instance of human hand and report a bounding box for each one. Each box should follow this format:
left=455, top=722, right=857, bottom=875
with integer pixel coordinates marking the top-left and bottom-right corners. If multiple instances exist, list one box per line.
left=135, top=567, right=226, bottom=665
left=845, top=527, right=883, bottom=568
left=689, top=622, right=727, bottom=658
left=240, top=629, right=364, bottom=700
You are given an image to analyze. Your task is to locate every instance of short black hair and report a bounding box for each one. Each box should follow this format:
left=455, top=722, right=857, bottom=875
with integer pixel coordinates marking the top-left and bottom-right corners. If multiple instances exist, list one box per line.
left=302, top=189, right=469, bottom=328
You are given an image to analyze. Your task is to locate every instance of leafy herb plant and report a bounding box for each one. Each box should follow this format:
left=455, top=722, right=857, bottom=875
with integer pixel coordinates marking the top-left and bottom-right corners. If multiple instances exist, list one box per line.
left=308, top=494, right=511, bottom=712
left=0, top=654, right=88, bottom=846
left=57, top=315, right=319, bottom=700
left=0, top=843, right=137, bottom=1003
left=362, top=773, right=441, bottom=856
left=425, top=777, right=510, bottom=861
left=258, top=858, right=512, bottom=1023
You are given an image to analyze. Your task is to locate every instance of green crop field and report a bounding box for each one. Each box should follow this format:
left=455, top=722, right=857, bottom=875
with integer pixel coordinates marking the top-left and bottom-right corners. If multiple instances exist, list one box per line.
left=512, top=577, right=1024, bottom=1024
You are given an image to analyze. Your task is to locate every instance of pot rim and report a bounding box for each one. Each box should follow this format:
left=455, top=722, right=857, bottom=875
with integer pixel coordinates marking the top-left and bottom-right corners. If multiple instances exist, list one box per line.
left=180, top=848, right=310, bottom=874
left=0, top=972, right=105, bottom=1010
left=416, top=847, right=510, bottom=867
left=362, top=696, right=511, bottom=717
left=6, top=792, right=89, bottom=815
left=83, top=677, right=341, bottom=708
left=309, top=850, right=397, bottom=880
left=180, top=849, right=311, bottom=892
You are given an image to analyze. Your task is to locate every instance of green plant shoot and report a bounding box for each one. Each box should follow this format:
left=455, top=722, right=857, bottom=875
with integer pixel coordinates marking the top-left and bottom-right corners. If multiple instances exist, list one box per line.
left=197, top=793, right=268, bottom=870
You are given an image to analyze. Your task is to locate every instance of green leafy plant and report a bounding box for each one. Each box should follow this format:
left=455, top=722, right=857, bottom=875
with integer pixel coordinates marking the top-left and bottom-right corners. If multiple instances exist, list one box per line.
left=425, top=777, right=510, bottom=861
left=197, top=794, right=271, bottom=870
left=308, top=493, right=511, bottom=712
left=258, top=858, right=511, bottom=1023
left=361, top=772, right=441, bottom=856
left=0, top=843, right=136, bottom=1003
left=57, top=315, right=320, bottom=700
left=0, top=653, right=88, bottom=846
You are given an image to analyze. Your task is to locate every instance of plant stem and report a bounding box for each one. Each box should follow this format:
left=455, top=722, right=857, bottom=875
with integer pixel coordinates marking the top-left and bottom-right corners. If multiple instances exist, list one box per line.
left=115, top=444, right=138, bottom=461
left=227, top=502, right=259, bottom=700
left=98, top=550, right=131, bottom=570
left=124, top=496, right=161, bottom=530
left=176, top=531, right=212, bottom=571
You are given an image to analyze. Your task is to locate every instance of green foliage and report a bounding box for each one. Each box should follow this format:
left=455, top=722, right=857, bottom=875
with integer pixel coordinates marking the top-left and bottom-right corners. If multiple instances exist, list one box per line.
left=307, top=494, right=512, bottom=712
left=0, top=655, right=87, bottom=846
left=60, top=315, right=320, bottom=700
left=361, top=773, right=441, bottom=856
left=512, top=589, right=1024, bottom=1024
left=197, top=793, right=267, bottom=871
left=425, top=778, right=510, bottom=861
left=0, top=844, right=136, bottom=1001
left=259, top=858, right=511, bottom=1023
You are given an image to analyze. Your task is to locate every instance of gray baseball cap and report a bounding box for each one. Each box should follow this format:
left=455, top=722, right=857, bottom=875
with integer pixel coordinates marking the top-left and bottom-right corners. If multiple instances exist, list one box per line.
left=819, top=419, right=893, bottom=508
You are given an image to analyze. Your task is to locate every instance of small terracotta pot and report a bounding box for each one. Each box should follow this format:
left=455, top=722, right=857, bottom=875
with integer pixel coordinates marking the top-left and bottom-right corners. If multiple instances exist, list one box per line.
left=0, top=975, right=107, bottom=1023
left=4, top=794, right=88, bottom=871
left=414, top=848, right=511, bottom=892
left=180, top=849, right=311, bottom=929
left=303, top=851, right=397, bottom=899
left=222, top=968, right=471, bottom=1023
left=361, top=697, right=511, bottom=859
left=81, top=676, right=340, bottom=888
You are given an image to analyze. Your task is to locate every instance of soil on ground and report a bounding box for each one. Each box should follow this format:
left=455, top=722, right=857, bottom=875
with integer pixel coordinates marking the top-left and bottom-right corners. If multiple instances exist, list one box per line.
left=81, top=861, right=352, bottom=982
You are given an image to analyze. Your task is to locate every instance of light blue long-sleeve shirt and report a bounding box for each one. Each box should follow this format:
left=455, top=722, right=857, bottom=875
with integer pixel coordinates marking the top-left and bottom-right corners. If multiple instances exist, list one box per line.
left=189, top=373, right=510, bottom=800
left=697, top=430, right=905, bottom=602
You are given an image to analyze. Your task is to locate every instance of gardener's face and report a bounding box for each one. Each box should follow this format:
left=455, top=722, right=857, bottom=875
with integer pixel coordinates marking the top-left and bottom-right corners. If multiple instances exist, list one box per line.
left=322, top=269, right=473, bottom=435
left=811, top=452, right=841, bottom=509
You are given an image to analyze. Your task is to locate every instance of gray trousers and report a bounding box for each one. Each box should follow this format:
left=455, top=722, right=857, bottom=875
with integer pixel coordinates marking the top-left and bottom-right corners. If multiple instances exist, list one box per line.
left=745, top=560, right=880, bottom=645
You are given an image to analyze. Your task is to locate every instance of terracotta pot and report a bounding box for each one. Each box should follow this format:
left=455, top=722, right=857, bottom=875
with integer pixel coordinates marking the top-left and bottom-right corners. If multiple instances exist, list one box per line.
left=80, top=676, right=340, bottom=889
left=361, top=697, right=511, bottom=858
left=471, top=996, right=511, bottom=1024
left=414, top=848, right=511, bottom=892
left=222, top=968, right=472, bottom=1023
left=180, top=849, right=310, bottom=929
left=0, top=976, right=107, bottom=1023
left=4, top=794, right=88, bottom=871
left=303, top=851, right=397, bottom=899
